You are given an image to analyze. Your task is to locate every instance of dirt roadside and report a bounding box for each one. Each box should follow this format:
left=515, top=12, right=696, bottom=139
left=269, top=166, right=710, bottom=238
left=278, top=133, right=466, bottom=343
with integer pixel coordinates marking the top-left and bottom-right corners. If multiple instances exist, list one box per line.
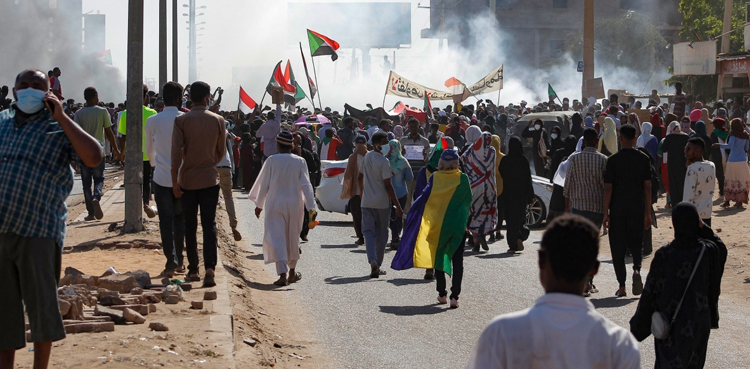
left=13, top=171, right=330, bottom=368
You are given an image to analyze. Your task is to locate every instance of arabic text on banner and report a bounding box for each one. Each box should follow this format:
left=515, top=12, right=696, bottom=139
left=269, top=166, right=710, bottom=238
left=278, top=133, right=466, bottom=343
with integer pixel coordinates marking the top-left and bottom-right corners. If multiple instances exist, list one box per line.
left=467, top=65, right=504, bottom=95
left=386, top=71, right=454, bottom=101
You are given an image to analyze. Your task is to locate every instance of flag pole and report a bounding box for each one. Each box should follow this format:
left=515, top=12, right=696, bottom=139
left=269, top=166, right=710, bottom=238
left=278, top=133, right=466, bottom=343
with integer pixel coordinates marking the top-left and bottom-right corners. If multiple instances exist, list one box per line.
left=311, top=53, right=323, bottom=110
left=258, top=90, right=268, bottom=109
left=299, top=42, right=316, bottom=111
left=382, top=71, right=391, bottom=108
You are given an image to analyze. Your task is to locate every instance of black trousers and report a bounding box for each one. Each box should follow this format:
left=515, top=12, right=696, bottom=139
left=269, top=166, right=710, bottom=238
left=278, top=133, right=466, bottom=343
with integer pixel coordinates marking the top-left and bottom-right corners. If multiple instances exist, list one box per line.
left=436, top=245, right=464, bottom=300
left=301, top=207, right=309, bottom=238
left=502, top=193, right=527, bottom=248
left=608, top=214, right=643, bottom=287
left=143, top=161, right=152, bottom=205
left=349, top=196, right=363, bottom=239
left=153, top=183, right=185, bottom=271
left=181, top=185, right=220, bottom=274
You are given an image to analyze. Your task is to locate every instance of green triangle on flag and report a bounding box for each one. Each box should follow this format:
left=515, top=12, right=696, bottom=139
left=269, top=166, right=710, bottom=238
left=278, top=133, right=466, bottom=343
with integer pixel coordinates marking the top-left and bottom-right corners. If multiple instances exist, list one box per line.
left=548, top=83, right=558, bottom=100
left=308, top=29, right=340, bottom=62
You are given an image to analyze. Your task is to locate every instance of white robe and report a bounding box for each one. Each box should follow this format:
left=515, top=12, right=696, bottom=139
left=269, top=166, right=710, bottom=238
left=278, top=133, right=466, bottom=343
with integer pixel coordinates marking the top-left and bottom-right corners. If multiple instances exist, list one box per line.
left=248, top=153, right=316, bottom=265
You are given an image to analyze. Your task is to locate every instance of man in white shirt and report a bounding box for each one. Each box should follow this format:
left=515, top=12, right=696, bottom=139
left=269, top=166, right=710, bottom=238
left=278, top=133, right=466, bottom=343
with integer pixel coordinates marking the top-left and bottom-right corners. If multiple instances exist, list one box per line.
left=467, top=214, right=640, bottom=369
left=683, top=137, right=715, bottom=226
left=145, top=82, right=185, bottom=277
left=255, top=104, right=282, bottom=159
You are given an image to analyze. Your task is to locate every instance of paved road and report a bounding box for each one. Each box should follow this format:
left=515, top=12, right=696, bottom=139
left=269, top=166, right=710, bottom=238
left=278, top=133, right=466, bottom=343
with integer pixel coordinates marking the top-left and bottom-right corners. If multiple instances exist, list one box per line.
left=233, top=193, right=749, bottom=369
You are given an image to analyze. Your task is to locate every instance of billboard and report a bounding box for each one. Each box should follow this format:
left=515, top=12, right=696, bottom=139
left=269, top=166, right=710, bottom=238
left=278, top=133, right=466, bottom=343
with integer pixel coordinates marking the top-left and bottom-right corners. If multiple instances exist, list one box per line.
left=288, top=2, right=411, bottom=48
left=673, top=40, right=717, bottom=76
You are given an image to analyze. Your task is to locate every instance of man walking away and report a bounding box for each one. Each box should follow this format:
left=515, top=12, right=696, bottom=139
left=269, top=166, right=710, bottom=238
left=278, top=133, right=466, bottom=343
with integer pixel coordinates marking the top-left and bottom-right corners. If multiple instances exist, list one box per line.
left=683, top=137, right=716, bottom=226
left=255, top=104, right=282, bottom=159
left=361, top=132, right=403, bottom=278
left=336, top=117, right=357, bottom=160
left=0, top=69, right=103, bottom=369
left=340, top=136, right=368, bottom=245
left=171, top=81, right=226, bottom=288
left=74, top=87, right=120, bottom=221
left=146, top=81, right=186, bottom=277
left=603, top=124, right=652, bottom=297
left=249, top=131, right=316, bottom=286
left=467, top=215, right=640, bottom=369
left=217, top=126, right=242, bottom=241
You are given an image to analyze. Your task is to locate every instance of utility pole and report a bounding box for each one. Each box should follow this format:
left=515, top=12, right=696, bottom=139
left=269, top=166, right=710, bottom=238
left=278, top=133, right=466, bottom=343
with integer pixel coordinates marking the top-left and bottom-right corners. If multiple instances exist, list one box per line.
left=582, top=0, right=594, bottom=98
left=159, top=0, right=167, bottom=93
left=172, top=0, right=178, bottom=82
left=721, top=0, right=734, bottom=54
left=124, top=0, right=144, bottom=233
left=188, top=0, right=197, bottom=83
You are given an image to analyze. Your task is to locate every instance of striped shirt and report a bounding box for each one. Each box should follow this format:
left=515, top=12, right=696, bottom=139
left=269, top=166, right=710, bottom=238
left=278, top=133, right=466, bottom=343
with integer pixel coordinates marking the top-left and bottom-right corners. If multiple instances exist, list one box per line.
left=564, top=147, right=607, bottom=214
left=0, top=105, right=75, bottom=247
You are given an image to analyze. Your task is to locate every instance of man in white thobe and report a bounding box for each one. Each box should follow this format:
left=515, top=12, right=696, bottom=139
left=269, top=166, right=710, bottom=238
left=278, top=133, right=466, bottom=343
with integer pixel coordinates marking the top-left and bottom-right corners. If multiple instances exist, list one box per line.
left=466, top=214, right=640, bottom=369
left=249, top=131, right=315, bottom=286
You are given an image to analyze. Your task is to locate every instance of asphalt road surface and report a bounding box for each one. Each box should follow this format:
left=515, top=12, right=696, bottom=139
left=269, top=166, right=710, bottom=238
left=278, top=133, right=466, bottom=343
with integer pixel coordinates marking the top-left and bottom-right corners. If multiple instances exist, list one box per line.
left=235, top=192, right=750, bottom=368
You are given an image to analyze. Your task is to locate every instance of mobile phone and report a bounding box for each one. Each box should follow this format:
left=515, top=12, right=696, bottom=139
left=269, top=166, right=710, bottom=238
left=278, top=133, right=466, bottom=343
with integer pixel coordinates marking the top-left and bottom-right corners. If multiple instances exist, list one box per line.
left=45, top=100, right=55, bottom=114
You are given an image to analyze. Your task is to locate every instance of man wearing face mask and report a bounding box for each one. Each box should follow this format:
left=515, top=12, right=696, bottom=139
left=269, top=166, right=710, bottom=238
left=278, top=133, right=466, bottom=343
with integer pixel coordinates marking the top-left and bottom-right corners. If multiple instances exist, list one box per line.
left=171, top=81, right=226, bottom=288
left=0, top=69, right=103, bottom=369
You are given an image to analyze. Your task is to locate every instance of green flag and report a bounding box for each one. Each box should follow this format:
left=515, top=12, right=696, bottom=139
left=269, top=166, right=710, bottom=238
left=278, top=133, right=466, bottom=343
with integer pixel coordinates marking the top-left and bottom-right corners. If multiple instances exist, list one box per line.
left=548, top=83, right=558, bottom=100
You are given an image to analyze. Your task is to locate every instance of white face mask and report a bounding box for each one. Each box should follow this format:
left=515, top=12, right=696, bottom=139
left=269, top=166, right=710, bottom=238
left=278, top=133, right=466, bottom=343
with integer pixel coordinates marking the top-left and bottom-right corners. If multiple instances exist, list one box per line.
left=534, top=124, right=541, bottom=130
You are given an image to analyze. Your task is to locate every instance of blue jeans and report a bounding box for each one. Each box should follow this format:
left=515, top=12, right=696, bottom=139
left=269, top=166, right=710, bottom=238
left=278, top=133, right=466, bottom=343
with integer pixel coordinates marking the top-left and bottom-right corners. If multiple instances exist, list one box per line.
left=153, top=183, right=185, bottom=271
left=81, top=158, right=105, bottom=217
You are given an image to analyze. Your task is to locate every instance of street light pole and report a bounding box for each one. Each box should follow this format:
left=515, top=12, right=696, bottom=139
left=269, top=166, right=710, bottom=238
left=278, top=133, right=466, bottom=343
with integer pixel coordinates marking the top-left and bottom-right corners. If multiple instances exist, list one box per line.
left=172, top=0, right=178, bottom=82
left=582, top=0, right=594, bottom=98
left=124, top=0, right=144, bottom=233
left=721, top=0, right=734, bottom=54
left=188, top=0, right=197, bottom=83
left=159, top=0, right=167, bottom=93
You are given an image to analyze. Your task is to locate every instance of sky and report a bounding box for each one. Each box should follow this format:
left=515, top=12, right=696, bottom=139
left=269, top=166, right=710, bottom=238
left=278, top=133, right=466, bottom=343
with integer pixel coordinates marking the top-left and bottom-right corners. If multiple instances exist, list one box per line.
left=83, top=0, right=435, bottom=109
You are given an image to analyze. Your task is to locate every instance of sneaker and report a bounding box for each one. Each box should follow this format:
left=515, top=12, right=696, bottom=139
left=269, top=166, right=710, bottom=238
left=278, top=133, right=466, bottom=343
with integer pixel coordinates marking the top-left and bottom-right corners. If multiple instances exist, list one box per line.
left=93, top=199, right=104, bottom=220
left=232, top=228, right=242, bottom=241
left=516, top=239, right=525, bottom=251
left=437, top=295, right=448, bottom=304
left=84, top=214, right=96, bottom=221
left=203, top=268, right=216, bottom=288
left=450, top=298, right=459, bottom=309
left=143, top=205, right=157, bottom=218
left=423, top=269, right=434, bottom=280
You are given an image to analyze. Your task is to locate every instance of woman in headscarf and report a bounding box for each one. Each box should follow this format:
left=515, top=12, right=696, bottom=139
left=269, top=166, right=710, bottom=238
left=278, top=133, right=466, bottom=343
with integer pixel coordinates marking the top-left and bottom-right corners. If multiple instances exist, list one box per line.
left=546, top=135, right=578, bottom=223
left=680, top=116, right=694, bottom=136
left=240, top=132, right=255, bottom=192
left=715, top=107, right=727, bottom=120
left=521, top=118, right=550, bottom=177
left=577, top=116, right=596, bottom=151
left=691, top=121, right=712, bottom=161
left=461, top=131, right=497, bottom=251
left=661, top=120, right=690, bottom=207
left=570, top=112, right=584, bottom=139
left=628, top=113, right=642, bottom=136
left=637, top=121, right=659, bottom=172
left=391, top=150, right=472, bottom=309
left=385, top=139, right=413, bottom=249
left=461, top=125, right=482, bottom=156
left=489, top=134, right=505, bottom=243
left=548, top=126, right=564, bottom=156
left=598, top=117, right=618, bottom=157
left=498, top=137, right=533, bottom=253
left=630, top=202, right=727, bottom=369
left=650, top=110, right=665, bottom=143
left=700, top=108, right=712, bottom=133
left=716, top=118, right=750, bottom=208
left=710, top=118, right=729, bottom=200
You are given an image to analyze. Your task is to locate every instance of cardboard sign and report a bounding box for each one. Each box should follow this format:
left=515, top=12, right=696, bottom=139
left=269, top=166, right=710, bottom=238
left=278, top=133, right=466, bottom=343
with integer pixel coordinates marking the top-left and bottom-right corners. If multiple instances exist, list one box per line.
left=628, top=109, right=653, bottom=125
left=404, top=145, right=424, bottom=161
left=270, top=86, right=284, bottom=105
left=586, top=78, right=605, bottom=99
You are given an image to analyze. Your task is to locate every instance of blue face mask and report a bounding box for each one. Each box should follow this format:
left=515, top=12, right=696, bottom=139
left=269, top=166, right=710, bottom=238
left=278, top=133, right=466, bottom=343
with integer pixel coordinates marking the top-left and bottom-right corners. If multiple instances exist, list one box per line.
left=15, top=88, right=47, bottom=114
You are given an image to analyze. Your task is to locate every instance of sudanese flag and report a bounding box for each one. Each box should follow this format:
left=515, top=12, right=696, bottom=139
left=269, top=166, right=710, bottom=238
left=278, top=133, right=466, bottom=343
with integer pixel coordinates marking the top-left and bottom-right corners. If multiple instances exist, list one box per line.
left=307, top=29, right=340, bottom=61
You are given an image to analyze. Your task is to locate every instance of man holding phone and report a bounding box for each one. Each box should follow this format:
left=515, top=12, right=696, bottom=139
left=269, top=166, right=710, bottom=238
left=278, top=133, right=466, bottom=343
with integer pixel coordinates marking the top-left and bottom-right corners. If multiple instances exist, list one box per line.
left=0, top=69, right=103, bottom=369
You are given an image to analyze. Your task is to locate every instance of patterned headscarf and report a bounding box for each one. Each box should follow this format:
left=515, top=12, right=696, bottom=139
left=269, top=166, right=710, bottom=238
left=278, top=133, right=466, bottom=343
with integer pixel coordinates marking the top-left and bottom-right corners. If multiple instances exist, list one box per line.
left=461, top=131, right=497, bottom=235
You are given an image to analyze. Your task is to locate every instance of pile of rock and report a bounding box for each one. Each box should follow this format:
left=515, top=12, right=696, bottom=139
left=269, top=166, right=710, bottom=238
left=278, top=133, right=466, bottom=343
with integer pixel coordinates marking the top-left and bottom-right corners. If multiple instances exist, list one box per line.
left=38, top=267, right=194, bottom=341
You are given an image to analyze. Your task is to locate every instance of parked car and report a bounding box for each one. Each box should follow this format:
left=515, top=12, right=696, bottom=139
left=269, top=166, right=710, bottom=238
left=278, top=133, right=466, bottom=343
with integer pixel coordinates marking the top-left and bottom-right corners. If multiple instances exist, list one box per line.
left=316, top=160, right=554, bottom=228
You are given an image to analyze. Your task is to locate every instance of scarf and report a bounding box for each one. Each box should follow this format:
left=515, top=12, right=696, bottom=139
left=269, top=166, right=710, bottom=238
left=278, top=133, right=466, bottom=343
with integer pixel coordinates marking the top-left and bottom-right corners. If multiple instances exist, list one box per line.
left=598, top=117, right=618, bottom=156
left=694, top=121, right=708, bottom=139
left=385, top=139, right=410, bottom=174
left=465, top=126, right=482, bottom=149
left=700, top=108, right=710, bottom=123
left=667, top=121, right=681, bottom=135
left=730, top=118, right=750, bottom=140
left=637, top=122, right=654, bottom=148
left=712, top=118, right=729, bottom=141
left=672, top=202, right=700, bottom=240
left=461, top=131, right=497, bottom=234
left=584, top=116, right=594, bottom=128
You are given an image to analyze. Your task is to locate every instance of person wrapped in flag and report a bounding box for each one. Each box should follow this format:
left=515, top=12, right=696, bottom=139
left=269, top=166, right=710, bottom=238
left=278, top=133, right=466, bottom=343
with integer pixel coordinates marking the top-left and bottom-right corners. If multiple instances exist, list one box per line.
left=461, top=131, right=498, bottom=252
left=318, top=128, right=343, bottom=160
left=391, top=149, right=471, bottom=309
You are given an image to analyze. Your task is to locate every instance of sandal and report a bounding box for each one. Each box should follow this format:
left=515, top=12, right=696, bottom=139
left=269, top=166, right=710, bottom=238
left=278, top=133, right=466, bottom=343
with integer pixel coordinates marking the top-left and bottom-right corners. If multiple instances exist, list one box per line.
left=273, top=277, right=288, bottom=286
left=615, top=289, right=627, bottom=297
left=287, top=272, right=302, bottom=284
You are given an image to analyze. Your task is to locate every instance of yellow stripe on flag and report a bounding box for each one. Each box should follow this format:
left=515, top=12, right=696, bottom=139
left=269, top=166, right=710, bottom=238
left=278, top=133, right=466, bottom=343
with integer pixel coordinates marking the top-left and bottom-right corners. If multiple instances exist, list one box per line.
left=413, top=170, right=462, bottom=269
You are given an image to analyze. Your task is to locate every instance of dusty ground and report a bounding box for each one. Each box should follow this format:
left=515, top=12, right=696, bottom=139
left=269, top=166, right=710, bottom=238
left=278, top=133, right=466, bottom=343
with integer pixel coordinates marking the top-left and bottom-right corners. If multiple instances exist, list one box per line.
left=13, top=173, right=330, bottom=368
left=599, top=193, right=750, bottom=306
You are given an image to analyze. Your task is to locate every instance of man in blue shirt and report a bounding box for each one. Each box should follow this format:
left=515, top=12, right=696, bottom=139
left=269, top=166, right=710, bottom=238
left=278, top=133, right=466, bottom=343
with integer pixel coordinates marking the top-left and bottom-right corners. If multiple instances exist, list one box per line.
left=0, top=69, right=102, bottom=369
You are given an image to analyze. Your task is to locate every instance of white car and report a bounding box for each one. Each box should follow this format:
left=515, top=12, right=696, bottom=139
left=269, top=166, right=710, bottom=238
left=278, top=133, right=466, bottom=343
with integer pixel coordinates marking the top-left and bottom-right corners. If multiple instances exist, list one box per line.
left=316, top=160, right=554, bottom=228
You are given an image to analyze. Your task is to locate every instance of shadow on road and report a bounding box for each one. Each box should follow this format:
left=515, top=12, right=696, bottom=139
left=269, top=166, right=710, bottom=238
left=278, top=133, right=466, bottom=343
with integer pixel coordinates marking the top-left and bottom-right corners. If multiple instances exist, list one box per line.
left=349, top=249, right=367, bottom=254
left=378, top=304, right=447, bottom=316
left=320, top=244, right=358, bottom=249
left=325, top=275, right=381, bottom=285
left=317, top=220, right=354, bottom=227
left=246, top=254, right=264, bottom=260
left=221, top=264, right=293, bottom=292
left=386, top=278, right=433, bottom=287
left=589, top=297, right=639, bottom=309
left=474, top=252, right=522, bottom=259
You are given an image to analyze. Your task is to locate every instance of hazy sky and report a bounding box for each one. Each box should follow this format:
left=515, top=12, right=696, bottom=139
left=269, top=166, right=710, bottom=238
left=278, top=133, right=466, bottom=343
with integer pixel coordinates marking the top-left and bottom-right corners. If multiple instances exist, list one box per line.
left=83, top=0, right=433, bottom=107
